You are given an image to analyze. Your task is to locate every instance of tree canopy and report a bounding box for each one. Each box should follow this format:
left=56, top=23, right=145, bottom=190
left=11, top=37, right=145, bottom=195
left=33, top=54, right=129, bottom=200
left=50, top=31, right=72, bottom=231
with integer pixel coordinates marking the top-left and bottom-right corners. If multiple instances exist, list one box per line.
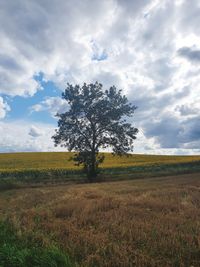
left=52, top=82, right=138, bottom=181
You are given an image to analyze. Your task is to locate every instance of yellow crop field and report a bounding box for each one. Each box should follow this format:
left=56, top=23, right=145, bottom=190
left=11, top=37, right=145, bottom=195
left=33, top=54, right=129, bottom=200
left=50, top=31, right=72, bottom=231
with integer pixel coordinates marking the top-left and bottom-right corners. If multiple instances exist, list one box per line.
left=0, top=152, right=200, bottom=172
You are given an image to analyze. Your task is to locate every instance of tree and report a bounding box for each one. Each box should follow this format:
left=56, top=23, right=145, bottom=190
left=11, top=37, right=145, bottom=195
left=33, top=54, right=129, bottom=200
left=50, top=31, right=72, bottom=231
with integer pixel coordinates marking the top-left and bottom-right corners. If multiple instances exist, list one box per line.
left=52, top=82, right=138, bottom=182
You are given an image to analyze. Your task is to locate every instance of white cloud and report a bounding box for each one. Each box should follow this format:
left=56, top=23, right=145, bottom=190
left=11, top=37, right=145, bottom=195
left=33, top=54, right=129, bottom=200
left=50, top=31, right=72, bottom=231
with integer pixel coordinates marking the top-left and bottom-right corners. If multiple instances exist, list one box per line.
left=0, top=0, right=200, bottom=153
left=0, top=0, right=116, bottom=96
left=29, top=125, right=44, bottom=137
left=0, top=121, right=60, bottom=152
left=0, top=119, right=198, bottom=155
left=0, top=96, right=10, bottom=119
left=30, top=96, right=68, bottom=117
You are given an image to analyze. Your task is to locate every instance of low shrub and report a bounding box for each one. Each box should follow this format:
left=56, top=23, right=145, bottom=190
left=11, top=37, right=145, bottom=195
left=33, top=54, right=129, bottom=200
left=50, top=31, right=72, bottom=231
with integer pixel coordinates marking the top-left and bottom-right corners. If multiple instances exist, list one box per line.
left=0, top=178, right=21, bottom=191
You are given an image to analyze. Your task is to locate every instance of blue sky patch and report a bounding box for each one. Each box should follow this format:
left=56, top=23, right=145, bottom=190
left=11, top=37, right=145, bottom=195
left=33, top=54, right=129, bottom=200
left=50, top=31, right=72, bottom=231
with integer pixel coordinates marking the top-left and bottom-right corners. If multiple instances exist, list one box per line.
left=5, top=73, right=62, bottom=124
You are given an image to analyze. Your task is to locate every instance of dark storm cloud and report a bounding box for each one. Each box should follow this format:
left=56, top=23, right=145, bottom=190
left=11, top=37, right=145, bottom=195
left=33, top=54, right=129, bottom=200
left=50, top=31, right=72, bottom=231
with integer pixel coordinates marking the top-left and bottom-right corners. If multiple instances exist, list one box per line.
left=181, top=116, right=200, bottom=144
left=144, top=115, right=200, bottom=149
left=0, top=54, right=23, bottom=71
left=176, top=104, right=198, bottom=116
left=178, top=47, right=200, bottom=63
left=133, top=86, right=190, bottom=121
left=146, top=58, right=177, bottom=92
left=142, top=114, right=181, bottom=148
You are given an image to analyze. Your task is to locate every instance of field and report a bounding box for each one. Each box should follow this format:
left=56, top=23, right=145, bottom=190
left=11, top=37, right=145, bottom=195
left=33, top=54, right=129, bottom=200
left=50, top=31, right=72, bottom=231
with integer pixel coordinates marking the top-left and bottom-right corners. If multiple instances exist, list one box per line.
left=0, top=152, right=200, bottom=266
left=0, top=173, right=200, bottom=266
left=0, top=152, right=200, bottom=186
left=1, top=152, right=200, bottom=171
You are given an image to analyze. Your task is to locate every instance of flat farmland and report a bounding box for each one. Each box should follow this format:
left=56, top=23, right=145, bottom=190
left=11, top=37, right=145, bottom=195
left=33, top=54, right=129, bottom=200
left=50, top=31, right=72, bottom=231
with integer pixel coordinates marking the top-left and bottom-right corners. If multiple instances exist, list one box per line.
left=0, top=152, right=200, bottom=171
left=0, top=152, right=200, bottom=189
left=0, top=173, right=200, bottom=267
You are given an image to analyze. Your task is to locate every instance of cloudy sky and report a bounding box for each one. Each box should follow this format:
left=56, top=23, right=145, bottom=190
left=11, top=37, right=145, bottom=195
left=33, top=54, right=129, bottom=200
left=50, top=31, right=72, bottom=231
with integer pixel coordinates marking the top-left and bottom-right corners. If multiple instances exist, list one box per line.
left=0, top=0, right=200, bottom=154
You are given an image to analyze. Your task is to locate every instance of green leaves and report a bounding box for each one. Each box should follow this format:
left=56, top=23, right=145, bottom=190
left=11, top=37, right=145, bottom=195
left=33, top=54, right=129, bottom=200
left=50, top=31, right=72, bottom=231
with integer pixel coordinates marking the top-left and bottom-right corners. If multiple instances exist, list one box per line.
left=52, top=82, right=138, bottom=180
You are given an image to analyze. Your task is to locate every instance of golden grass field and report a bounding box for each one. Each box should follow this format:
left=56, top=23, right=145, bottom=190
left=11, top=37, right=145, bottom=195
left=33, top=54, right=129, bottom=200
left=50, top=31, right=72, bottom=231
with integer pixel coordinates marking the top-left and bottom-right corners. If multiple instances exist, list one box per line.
left=1, top=173, right=200, bottom=267
left=0, top=152, right=200, bottom=172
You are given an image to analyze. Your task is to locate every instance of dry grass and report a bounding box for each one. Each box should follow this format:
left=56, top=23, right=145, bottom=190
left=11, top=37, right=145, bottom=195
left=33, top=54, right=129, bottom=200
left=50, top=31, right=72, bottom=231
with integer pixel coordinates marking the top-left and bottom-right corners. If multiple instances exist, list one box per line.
left=0, top=173, right=200, bottom=266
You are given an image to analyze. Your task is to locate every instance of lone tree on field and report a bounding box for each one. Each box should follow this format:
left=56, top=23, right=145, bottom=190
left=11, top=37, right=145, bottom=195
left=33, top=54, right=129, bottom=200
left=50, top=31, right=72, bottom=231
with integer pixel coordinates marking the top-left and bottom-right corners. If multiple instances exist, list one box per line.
left=52, top=82, right=138, bottom=182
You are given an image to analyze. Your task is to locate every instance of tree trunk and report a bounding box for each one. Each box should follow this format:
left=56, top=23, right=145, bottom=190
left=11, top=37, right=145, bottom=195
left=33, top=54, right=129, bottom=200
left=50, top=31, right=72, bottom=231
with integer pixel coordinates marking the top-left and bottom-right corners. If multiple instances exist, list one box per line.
left=88, top=126, right=97, bottom=182
left=88, top=149, right=97, bottom=182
